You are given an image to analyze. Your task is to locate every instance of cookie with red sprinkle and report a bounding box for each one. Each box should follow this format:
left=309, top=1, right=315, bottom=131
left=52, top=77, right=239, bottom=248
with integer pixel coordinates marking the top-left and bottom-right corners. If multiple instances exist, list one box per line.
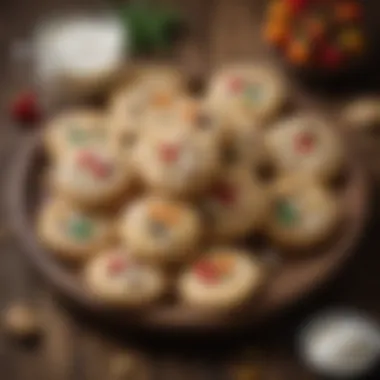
left=264, top=114, right=345, bottom=180
left=84, top=248, right=166, bottom=306
left=178, top=248, right=266, bottom=309
left=199, top=169, right=269, bottom=241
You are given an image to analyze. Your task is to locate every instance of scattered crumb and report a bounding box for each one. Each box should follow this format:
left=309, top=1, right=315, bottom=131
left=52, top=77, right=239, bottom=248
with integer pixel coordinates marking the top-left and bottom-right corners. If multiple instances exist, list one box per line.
left=2, top=303, right=41, bottom=340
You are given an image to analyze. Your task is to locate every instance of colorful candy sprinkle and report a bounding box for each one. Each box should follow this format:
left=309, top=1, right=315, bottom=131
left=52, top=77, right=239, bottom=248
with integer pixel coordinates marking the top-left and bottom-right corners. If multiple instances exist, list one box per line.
left=68, top=217, right=93, bottom=240
left=194, top=261, right=220, bottom=284
left=107, top=257, right=128, bottom=275
left=159, top=144, right=180, bottom=163
left=150, top=203, right=181, bottom=225
left=264, top=0, right=365, bottom=71
left=77, top=151, right=112, bottom=178
left=228, top=77, right=245, bottom=93
left=275, top=200, right=297, bottom=226
left=294, top=131, right=316, bottom=154
left=245, top=84, right=262, bottom=102
left=68, top=127, right=86, bottom=144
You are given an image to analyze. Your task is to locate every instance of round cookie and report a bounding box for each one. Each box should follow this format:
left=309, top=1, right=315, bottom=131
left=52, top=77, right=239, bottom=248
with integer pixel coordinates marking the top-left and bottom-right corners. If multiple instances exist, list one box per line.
left=199, top=169, right=268, bottom=241
left=134, top=98, right=223, bottom=196
left=44, top=110, right=107, bottom=161
left=119, top=197, right=202, bottom=265
left=206, top=64, right=287, bottom=126
left=266, top=177, right=343, bottom=251
left=37, top=198, right=113, bottom=262
left=264, top=115, right=345, bottom=180
left=107, top=67, right=185, bottom=135
left=84, top=247, right=166, bottom=307
left=51, top=145, right=134, bottom=208
left=178, top=248, right=265, bottom=310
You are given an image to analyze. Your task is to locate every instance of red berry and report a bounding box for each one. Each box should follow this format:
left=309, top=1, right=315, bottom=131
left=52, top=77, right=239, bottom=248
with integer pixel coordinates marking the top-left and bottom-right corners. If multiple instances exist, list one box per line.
left=10, top=91, right=41, bottom=124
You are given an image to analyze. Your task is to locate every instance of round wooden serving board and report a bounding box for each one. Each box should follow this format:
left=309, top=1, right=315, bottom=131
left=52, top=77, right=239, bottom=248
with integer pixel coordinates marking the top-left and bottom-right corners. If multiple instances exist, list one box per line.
left=7, top=129, right=369, bottom=332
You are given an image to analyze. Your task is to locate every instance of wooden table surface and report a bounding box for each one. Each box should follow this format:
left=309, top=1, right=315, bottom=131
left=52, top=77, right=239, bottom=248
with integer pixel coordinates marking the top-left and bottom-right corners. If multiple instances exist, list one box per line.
left=1, top=0, right=380, bottom=379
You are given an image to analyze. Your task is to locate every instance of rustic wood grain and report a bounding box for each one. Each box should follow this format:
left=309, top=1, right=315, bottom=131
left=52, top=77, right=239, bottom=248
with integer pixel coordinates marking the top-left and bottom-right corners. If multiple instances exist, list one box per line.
left=209, top=0, right=259, bottom=65
left=39, top=294, right=82, bottom=380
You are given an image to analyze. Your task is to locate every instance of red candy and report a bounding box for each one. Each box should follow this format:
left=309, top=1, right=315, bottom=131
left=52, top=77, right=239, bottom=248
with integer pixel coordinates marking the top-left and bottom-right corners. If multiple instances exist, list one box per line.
left=321, top=46, right=344, bottom=68
left=10, top=91, right=41, bottom=124
left=211, top=183, right=237, bottom=206
left=194, top=261, right=220, bottom=284
left=78, top=151, right=96, bottom=168
left=228, top=77, right=245, bottom=93
left=159, top=144, right=180, bottom=163
left=92, top=161, right=112, bottom=178
left=107, top=257, right=128, bottom=275
left=286, top=0, right=308, bottom=13
left=294, top=132, right=315, bottom=154
left=77, top=152, right=112, bottom=178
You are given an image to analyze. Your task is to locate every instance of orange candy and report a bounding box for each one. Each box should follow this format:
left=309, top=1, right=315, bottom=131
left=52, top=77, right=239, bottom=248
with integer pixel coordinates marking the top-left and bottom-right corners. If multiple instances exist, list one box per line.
left=307, top=18, right=325, bottom=40
left=340, top=29, right=365, bottom=53
left=215, top=253, right=236, bottom=274
left=287, top=41, right=310, bottom=65
left=268, top=1, right=291, bottom=22
left=150, top=203, right=182, bottom=225
left=151, top=92, right=173, bottom=107
left=263, top=21, right=289, bottom=46
left=335, top=2, right=361, bottom=21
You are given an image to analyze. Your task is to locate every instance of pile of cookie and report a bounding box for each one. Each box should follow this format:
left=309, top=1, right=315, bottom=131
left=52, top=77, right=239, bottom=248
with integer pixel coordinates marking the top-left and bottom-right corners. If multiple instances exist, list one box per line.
left=37, top=64, right=346, bottom=311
